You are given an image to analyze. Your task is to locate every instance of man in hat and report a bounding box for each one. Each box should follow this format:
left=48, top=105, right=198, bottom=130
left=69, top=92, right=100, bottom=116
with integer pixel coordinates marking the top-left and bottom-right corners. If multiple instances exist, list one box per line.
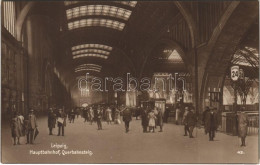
left=57, top=109, right=66, bottom=136
left=26, top=109, right=37, bottom=144
left=48, top=108, right=56, bottom=135
left=186, top=107, right=196, bottom=138
left=205, top=107, right=218, bottom=141
left=96, top=108, right=103, bottom=130
left=182, top=107, right=189, bottom=136
left=122, top=108, right=132, bottom=133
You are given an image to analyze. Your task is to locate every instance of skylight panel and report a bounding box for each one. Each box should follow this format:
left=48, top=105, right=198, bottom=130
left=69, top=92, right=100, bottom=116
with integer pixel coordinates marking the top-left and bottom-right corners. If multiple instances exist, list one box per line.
left=167, top=50, right=183, bottom=63
left=66, top=5, right=132, bottom=21
left=64, top=1, right=137, bottom=8
left=68, top=18, right=125, bottom=31
left=77, top=64, right=102, bottom=68
left=113, top=1, right=137, bottom=7
left=72, top=49, right=110, bottom=56
left=73, top=54, right=108, bottom=59
left=75, top=68, right=101, bottom=73
left=72, top=44, right=112, bottom=51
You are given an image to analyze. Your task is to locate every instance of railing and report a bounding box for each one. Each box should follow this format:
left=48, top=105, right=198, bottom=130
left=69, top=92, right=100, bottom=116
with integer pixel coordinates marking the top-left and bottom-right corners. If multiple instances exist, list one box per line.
left=221, top=112, right=258, bottom=136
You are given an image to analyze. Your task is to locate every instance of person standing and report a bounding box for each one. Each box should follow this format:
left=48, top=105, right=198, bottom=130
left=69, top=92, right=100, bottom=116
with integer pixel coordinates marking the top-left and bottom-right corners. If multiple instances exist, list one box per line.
left=69, top=109, right=76, bottom=123
left=157, top=108, right=164, bottom=132
left=96, top=108, right=103, bottom=130
left=114, top=107, right=121, bottom=124
left=89, top=107, right=94, bottom=125
left=186, top=108, right=196, bottom=138
left=182, top=107, right=189, bottom=136
left=141, top=108, right=149, bottom=133
left=148, top=110, right=156, bottom=133
left=205, top=107, right=218, bottom=141
left=122, top=108, right=132, bottom=133
left=106, top=107, right=112, bottom=125
left=57, top=109, right=66, bottom=136
left=10, top=112, right=23, bottom=145
left=48, top=108, right=56, bottom=135
left=26, top=109, right=37, bottom=144
left=175, top=105, right=181, bottom=125
left=153, top=107, right=158, bottom=128
left=202, top=107, right=210, bottom=134
left=237, top=107, right=249, bottom=147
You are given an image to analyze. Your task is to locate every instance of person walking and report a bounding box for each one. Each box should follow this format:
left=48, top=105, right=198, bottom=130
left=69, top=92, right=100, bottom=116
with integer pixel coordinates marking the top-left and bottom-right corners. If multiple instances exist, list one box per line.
left=122, top=108, right=132, bottom=133
left=157, top=108, right=164, bottom=132
left=26, top=109, right=37, bottom=144
left=186, top=108, right=196, bottom=138
left=57, top=109, right=66, bottom=136
left=237, top=107, right=249, bottom=147
left=48, top=108, right=56, bottom=135
left=96, top=108, right=103, bottom=130
left=182, top=107, right=189, bottom=136
left=141, top=108, right=149, bottom=133
left=205, top=107, right=218, bottom=141
left=148, top=110, right=156, bottom=133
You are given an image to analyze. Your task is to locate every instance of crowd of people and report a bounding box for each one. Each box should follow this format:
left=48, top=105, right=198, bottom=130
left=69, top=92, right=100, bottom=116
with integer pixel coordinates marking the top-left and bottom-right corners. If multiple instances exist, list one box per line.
left=9, top=104, right=250, bottom=147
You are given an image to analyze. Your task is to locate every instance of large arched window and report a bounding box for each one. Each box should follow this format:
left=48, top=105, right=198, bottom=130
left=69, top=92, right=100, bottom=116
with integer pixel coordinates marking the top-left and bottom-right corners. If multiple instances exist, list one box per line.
left=2, top=1, right=16, bottom=37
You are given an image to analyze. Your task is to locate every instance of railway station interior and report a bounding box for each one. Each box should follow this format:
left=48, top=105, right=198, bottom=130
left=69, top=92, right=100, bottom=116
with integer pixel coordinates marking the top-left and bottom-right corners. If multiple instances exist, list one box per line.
left=1, top=1, right=259, bottom=164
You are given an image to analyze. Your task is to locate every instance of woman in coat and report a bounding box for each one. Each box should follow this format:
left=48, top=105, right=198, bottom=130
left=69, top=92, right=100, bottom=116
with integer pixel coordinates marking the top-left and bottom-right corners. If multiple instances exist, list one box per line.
left=114, top=108, right=121, bottom=124
left=237, top=107, right=249, bottom=147
left=10, top=112, right=23, bottom=145
left=48, top=108, right=56, bottom=135
left=106, top=107, right=112, bottom=124
left=148, top=110, right=156, bottom=133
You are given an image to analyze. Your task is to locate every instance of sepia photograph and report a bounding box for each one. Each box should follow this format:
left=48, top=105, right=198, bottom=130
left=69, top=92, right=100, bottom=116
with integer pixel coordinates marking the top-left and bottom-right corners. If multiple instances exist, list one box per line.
left=1, top=0, right=259, bottom=164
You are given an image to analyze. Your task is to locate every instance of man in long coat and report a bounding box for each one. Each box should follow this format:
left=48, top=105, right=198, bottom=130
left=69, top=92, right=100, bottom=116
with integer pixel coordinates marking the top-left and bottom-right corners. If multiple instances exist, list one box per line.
left=123, top=108, right=132, bottom=133
left=48, top=108, right=56, bottom=135
left=186, top=108, right=196, bottom=138
left=141, top=108, right=149, bottom=133
left=182, top=107, right=189, bottom=136
left=204, top=107, right=218, bottom=141
left=57, top=109, right=66, bottom=136
left=237, top=107, right=249, bottom=147
left=26, top=109, right=37, bottom=144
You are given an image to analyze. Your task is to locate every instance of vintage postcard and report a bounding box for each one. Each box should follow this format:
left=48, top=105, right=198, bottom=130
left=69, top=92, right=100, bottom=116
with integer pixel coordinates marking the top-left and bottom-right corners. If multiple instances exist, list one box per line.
left=1, top=0, right=259, bottom=164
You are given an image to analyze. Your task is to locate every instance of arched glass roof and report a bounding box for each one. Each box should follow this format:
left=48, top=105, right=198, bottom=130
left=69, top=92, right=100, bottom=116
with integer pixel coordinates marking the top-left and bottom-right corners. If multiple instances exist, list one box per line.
left=72, top=44, right=112, bottom=59
left=65, top=2, right=137, bottom=31
left=64, top=1, right=137, bottom=8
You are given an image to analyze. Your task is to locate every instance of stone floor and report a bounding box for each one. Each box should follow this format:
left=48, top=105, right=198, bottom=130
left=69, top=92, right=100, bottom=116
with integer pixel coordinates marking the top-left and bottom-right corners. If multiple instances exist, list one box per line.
left=1, top=115, right=258, bottom=163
